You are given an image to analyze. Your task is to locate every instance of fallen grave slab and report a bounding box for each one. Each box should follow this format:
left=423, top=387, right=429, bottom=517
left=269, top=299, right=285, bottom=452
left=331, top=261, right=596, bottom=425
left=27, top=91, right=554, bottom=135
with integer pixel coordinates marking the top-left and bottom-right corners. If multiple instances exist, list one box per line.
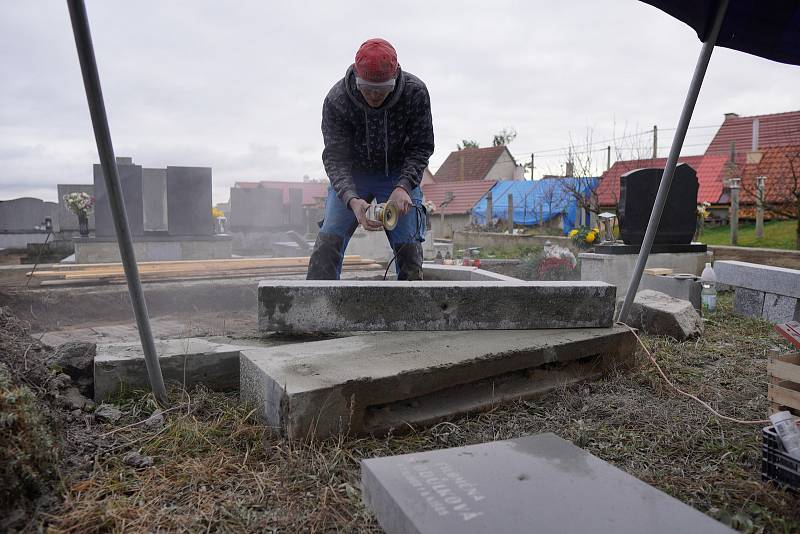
left=361, top=433, right=734, bottom=534
left=258, top=280, right=616, bottom=333
left=239, top=327, right=635, bottom=439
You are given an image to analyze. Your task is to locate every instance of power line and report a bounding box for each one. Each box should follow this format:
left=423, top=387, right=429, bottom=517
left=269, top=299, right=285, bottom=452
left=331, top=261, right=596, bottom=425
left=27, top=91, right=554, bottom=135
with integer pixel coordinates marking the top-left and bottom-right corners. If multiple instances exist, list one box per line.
left=510, top=123, right=720, bottom=158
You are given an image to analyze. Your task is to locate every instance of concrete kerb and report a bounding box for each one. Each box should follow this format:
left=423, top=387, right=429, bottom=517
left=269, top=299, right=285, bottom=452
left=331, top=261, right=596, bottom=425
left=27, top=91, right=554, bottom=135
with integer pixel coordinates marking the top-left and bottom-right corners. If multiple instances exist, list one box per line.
left=258, top=280, right=616, bottom=333
left=94, top=338, right=242, bottom=401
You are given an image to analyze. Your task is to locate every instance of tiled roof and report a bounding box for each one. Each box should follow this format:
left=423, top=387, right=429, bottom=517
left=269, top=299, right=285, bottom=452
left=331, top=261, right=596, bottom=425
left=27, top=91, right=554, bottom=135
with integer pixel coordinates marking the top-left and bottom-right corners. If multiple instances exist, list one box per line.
left=234, top=180, right=328, bottom=206
left=422, top=181, right=496, bottom=215
left=740, top=145, right=800, bottom=205
left=433, top=146, right=511, bottom=183
left=705, top=111, right=800, bottom=156
left=595, top=155, right=707, bottom=206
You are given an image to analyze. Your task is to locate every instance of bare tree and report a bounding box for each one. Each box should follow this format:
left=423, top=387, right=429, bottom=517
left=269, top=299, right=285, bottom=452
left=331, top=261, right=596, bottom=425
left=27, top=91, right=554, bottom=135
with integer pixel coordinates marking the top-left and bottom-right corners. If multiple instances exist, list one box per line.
left=492, top=128, right=517, bottom=147
left=739, top=148, right=800, bottom=249
left=457, top=139, right=480, bottom=150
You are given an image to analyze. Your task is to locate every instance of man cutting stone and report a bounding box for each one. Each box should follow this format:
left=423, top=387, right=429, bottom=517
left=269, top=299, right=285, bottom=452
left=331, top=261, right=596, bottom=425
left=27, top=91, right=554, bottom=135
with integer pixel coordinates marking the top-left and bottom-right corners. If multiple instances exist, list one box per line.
left=306, top=38, right=434, bottom=280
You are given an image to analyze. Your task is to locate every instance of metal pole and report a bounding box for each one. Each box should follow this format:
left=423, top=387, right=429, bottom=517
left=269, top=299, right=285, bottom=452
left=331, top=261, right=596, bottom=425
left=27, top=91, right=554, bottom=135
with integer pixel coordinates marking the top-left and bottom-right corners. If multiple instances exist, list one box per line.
left=617, top=0, right=729, bottom=323
left=67, top=0, right=169, bottom=406
left=652, top=125, right=658, bottom=159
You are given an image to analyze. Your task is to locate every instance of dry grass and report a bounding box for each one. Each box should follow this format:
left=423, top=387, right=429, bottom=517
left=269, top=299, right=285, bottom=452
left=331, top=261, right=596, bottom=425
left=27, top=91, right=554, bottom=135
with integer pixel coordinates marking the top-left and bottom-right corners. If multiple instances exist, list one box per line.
left=41, top=294, right=800, bottom=533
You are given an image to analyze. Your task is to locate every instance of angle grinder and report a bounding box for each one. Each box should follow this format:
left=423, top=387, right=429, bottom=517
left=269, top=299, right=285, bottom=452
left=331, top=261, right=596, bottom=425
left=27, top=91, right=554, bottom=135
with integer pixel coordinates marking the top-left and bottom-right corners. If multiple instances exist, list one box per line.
left=365, top=200, right=399, bottom=231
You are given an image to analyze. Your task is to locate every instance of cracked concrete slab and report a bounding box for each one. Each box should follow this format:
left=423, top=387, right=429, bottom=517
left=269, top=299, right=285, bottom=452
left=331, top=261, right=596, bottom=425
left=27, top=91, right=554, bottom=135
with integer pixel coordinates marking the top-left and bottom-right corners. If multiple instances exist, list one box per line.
left=258, top=280, right=616, bottom=333
left=239, top=326, right=636, bottom=439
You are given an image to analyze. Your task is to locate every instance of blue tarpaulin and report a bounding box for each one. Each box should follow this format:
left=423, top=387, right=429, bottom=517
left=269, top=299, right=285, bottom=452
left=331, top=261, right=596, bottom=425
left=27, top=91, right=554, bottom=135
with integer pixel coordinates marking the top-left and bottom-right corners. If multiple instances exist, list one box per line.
left=471, top=178, right=597, bottom=235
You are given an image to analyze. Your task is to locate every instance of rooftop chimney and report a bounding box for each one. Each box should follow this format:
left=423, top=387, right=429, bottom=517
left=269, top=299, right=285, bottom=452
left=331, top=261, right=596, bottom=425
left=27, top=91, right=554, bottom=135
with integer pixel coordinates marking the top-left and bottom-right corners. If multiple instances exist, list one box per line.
left=724, top=112, right=739, bottom=119
left=752, top=118, right=760, bottom=151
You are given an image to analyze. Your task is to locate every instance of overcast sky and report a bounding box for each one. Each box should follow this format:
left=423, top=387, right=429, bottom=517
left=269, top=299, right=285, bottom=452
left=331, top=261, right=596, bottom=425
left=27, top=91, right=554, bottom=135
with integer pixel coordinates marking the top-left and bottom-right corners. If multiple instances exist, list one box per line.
left=2, top=0, right=798, bottom=204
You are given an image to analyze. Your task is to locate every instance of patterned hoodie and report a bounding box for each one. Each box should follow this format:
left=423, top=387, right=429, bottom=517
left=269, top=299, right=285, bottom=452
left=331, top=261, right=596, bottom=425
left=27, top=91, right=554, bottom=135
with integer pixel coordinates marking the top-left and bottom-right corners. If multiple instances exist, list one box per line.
left=321, top=65, right=434, bottom=208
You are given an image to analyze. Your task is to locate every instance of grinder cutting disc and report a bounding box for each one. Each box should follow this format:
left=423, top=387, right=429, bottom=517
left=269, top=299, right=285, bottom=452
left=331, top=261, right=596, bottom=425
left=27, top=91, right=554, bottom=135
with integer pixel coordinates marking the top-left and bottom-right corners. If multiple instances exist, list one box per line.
left=380, top=200, right=399, bottom=231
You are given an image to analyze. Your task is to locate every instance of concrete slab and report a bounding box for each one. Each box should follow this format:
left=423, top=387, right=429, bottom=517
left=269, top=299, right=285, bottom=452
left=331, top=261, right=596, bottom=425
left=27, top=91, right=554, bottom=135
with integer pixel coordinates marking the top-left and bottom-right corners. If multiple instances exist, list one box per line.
left=580, top=251, right=711, bottom=299
left=258, top=280, right=616, bottom=333
left=239, top=326, right=636, bottom=439
left=715, top=260, right=800, bottom=299
left=641, top=272, right=701, bottom=311
left=422, top=263, right=521, bottom=282
left=95, top=338, right=242, bottom=401
left=361, top=433, right=734, bottom=534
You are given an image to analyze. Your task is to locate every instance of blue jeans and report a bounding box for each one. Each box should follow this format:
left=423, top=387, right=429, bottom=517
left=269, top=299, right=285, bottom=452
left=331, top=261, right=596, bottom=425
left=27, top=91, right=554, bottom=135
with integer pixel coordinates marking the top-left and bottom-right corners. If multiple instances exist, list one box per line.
left=309, top=176, right=426, bottom=279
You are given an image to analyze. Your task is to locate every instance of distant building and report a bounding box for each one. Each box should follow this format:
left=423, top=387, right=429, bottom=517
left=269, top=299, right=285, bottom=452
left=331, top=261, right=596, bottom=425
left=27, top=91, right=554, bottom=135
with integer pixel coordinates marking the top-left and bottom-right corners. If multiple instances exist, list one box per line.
left=433, top=146, right=524, bottom=184
left=422, top=181, right=496, bottom=238
left=595, top=110, right=800, bottom=219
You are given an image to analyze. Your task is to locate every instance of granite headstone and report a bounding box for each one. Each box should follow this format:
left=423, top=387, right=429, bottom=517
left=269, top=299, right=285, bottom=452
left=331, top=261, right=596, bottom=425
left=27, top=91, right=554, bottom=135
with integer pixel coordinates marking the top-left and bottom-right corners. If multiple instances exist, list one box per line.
left=142, top=168, right=168, bottom=232
left=288, top=187, right=304, bottom=228
left=229, top=186, right=284, bottom=231
left=619, top=163, right=698, bottom=245
left=93, top=162, right=144, bottom=238
left=362, top=433, right=733, bottom=534
left=166, top=166, right=212, bottom=236
left=0, top=197, right=57, bottom=231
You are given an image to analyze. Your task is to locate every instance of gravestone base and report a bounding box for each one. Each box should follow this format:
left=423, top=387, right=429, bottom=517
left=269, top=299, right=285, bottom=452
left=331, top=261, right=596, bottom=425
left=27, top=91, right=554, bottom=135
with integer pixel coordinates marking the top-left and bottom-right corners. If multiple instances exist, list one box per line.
left=73, top=235, right=231, bottom=263
left=580, top=251, right=711, bottom=299
left=239, top=326, right=636, bottom=439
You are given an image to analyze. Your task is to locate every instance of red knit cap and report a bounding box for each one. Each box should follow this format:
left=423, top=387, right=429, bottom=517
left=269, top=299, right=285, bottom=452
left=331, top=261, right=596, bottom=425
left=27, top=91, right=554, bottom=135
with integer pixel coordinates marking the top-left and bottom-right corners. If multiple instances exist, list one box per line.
left=354, top=38, right=398, bottom=83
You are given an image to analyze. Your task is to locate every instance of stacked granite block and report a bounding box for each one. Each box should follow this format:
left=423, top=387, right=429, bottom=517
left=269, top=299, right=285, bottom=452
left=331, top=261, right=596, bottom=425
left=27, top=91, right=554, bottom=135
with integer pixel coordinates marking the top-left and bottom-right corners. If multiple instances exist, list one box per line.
left=715, top=261, right=800, bottom=323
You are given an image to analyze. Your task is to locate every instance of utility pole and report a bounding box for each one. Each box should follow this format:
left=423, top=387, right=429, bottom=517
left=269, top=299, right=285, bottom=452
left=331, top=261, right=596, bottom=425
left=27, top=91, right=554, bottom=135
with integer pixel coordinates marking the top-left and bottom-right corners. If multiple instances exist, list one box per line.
left=755, top=175, right=765, bottom=239
left=729, top=177, right=740, bottom=245
left=652, top=125, right=658, bottom=159
left=606, top=146, right=611, bottom=170
left=507, top=193, right=514, bottom=234
left=485, top=190, right=493, bottom=228
left=530, top=153, right=535, bottom=180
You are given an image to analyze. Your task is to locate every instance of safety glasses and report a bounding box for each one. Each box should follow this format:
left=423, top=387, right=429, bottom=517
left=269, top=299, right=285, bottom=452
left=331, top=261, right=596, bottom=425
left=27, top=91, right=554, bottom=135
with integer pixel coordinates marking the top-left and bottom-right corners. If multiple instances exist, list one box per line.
left=355, top=76, right=396, bottom=94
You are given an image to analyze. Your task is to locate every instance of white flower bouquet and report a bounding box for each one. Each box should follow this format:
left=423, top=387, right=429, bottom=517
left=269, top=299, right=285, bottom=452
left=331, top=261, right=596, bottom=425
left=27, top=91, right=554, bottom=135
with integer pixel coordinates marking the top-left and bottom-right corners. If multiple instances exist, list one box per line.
left=63, top=191, right=95, bottom=216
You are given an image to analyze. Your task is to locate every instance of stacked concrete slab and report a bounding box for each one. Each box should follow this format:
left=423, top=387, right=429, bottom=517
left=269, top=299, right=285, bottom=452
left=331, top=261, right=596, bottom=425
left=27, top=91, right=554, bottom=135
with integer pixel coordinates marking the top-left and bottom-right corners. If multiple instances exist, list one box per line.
left=716, top=260, right=800, bottom=323
left=258, top=280, right=616, bottom=333
left=240, top=327, right=635, bottom=438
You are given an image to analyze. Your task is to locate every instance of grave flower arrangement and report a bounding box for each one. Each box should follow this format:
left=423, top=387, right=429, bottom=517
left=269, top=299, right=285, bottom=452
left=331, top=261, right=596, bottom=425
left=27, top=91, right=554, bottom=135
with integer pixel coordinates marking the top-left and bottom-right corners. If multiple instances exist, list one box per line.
left=568, top=226, right=598, bottom=249
left=63, top=191, right=95, bottom=236
left=694, top=201, right=711, bottom=239
left=63, top=191, right=95, bottom=216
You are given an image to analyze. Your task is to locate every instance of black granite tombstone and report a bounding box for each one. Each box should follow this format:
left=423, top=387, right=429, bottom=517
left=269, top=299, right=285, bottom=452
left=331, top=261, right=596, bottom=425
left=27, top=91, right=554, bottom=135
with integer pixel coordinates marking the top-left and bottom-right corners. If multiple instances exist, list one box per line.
left=618, top=163, right=698, bottom=245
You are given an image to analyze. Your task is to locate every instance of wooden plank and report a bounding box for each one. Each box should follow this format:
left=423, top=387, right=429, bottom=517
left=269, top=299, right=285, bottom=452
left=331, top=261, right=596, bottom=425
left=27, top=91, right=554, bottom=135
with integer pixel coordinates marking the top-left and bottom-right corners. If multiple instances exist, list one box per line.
left=768, top=380, right=800, bottom=414
left=39, top=255, right=364, bottom=272
left=769, top=353, right=800, bottom=384
left=32, top=257, right=378, bottom=280
left=644, top=268, right=674, bottom=276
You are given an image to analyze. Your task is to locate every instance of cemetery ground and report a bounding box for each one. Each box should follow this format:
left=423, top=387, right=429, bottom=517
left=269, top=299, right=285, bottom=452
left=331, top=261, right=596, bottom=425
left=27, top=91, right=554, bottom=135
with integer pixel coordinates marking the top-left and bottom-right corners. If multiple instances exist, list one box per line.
left=702, top=220, right=798, bottom=250
left=2, top=292, right=800, bottom=533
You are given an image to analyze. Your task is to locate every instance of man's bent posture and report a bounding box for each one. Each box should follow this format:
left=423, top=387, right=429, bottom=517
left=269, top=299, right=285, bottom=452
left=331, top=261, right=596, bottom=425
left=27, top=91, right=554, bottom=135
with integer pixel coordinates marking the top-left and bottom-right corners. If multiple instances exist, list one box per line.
left=306, top=38, right=434, bottom=280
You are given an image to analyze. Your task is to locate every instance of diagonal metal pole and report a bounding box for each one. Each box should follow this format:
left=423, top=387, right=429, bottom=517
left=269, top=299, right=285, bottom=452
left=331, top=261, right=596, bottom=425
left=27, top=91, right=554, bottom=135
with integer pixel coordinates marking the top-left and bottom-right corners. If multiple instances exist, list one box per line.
left=617, top=0, right=729, bottom=323
left=67, top=0, right=169, bottom=406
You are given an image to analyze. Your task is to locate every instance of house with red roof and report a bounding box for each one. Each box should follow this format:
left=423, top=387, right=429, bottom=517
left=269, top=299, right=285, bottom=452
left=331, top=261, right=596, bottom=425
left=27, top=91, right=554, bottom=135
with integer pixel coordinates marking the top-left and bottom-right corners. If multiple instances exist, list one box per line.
left=595, top=110, right=800, bottom=219
left=739, top=145, right=800, bottom=218
left=422, top=181, right=496, bottom=238
left=433, top=146, right=524, bottom=184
